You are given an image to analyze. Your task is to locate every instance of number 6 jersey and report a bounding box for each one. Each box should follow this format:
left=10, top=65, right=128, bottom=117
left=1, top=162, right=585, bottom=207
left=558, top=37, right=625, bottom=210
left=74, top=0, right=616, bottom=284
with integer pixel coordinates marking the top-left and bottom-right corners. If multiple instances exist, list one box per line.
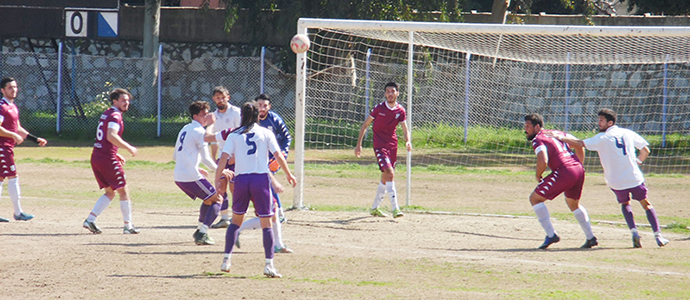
left=93, top=107, right=123, bottom=158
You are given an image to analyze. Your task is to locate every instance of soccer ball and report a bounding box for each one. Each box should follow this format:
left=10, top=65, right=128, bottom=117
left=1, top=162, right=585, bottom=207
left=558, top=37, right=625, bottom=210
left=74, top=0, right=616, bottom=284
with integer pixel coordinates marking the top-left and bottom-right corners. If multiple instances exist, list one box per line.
left=290, top=34, right=310, bottom=54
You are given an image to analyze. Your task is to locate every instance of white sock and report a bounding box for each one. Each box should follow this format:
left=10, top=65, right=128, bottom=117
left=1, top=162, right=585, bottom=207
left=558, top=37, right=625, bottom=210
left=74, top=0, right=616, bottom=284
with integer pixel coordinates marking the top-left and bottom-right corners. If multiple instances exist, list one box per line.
left=221, top=212, right=230, bottom=221
left=120, top=200, right=132, bottom=229
left=265, top=258, right=274, bottom=267
left=371, top=182, right=386, bottom=209
left=273, top=220, right=285, bottom=249
left=8, top=177, right=22, bottom=215
left=200, top=224, right=209, bottom=234
left=238, top=217, right=261, bottom=232
left=573, top=206, right=595, bottom=240
left=197, top=222, right=204, bottom=230
left=631, top=228, right=638, bottom=235
left=386, top=181, right=399, bottom=210
left=532, top=202, right=556, bottom=237
left=224, top=253, right=231, bottom=260
left=88, top=195, right=111, bottom=222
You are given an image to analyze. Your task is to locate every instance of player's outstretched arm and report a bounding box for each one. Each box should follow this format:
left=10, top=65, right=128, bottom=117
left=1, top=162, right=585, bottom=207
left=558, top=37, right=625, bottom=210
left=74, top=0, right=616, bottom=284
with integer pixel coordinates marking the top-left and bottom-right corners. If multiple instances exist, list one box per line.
left=273, top=150, right=296, bottom=187
left=215, top=152, right=230, bottom=191
left=354, top=116, right=374, bottom=157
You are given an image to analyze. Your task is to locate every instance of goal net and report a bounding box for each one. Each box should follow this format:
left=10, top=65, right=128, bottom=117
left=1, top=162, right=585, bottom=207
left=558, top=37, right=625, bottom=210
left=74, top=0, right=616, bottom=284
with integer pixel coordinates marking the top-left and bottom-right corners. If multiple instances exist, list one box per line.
left=292, top=18, right=690, bottom=208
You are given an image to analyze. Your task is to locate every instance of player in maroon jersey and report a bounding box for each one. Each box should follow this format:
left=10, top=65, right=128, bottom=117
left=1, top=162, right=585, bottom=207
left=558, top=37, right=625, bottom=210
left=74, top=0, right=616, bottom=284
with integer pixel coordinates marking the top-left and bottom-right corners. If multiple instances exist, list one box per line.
left=524, top=113, right=597, bottom=249
left=355, top=82, right=411, bottom=218
left=0, top=77, right=47, bottom=223
left=83, top=88, right=139, bottom=234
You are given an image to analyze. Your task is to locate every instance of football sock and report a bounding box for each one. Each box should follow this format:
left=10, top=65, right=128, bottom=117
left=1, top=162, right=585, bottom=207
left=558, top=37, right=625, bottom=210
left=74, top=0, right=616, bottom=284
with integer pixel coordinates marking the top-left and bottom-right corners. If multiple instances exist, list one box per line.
left=200, top=224, right=209, bottom=234
left=573, top=206, right=595, bottom=239
left=88, top=195, right=111, bottom=222
left=221, top=213, right=230, bottom=221
left=265, top=258, right=274, bottom=268
left=532, top=202, right=556, bottom=237
left=120, top=200, right=132, bottom=229
left=645, top=208, right=661, bottom=233
left=273, top=219, right=285, bottom=249
left=371, top=182, right=385, bottom=209
left=621, top=204, right=636, bottom=230
left=8, top=177, right=22, bottom=215
left=262, top=228, right=275, bottom=259
left=197, top=222, right=203, bottom=230
left=203, top=202, right=220, bottom=227
left=239, top=217, right=261, bottom=232
left=386, top=181, right=399, bottom=210
left=225, top=223, right=240, bottom=254
left=199, top=203, right=209, bottom=223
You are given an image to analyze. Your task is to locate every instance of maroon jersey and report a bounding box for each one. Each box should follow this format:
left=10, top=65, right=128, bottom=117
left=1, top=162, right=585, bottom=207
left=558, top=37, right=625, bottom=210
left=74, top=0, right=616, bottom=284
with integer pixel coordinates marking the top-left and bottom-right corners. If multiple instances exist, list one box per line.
left=369, top=101, right=406, bottom=149
left=0, top=98, right=20, bottom=148
left=531, top=129, right=581, bottom=170
left=93, top=107, right=124, bottom=158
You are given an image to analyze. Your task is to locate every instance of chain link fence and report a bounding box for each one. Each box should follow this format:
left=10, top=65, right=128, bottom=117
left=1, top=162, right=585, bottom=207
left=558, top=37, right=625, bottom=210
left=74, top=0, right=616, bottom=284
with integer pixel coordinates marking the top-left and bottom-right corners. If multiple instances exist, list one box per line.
left=0, top=50, right=296, bottom=142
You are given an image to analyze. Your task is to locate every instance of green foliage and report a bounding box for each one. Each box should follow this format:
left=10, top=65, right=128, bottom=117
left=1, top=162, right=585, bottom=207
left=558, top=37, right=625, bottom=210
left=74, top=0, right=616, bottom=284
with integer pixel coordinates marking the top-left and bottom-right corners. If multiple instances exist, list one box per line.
left=620, top=0, right=690, bottom=15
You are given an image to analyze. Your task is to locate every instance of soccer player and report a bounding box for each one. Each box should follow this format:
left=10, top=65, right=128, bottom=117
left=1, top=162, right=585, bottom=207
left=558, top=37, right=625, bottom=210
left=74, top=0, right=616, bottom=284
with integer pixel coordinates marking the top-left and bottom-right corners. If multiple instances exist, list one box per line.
left=0, top=77, right=47, bottom=223
left=354, top=82, right=411, bottom=218
left=174, top=101, right=228, bottom=245
left=551, top=109, right=670, bottom=248
left=83, top=88, right=139, bottom=234
left=256, top=94, right=291, bottom=223
left=216, top=101, right=296, bottom=278
left=524, top=113, right=597, bottom=249
left=208, top=86, right=241, bottom=229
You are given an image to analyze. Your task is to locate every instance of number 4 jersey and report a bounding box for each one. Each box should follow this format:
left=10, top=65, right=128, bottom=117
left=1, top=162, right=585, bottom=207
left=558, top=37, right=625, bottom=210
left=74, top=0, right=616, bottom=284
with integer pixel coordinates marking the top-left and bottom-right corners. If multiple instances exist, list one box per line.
left=583, top=125, right=648, bottom=190
left=221, top=125, right=280, bottom=176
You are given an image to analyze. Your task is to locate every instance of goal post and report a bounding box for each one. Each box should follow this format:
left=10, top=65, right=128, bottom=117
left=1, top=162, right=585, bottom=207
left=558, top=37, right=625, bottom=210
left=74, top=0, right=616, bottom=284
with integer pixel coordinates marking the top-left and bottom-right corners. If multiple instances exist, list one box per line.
left=293, top=18, right=690, bottom=209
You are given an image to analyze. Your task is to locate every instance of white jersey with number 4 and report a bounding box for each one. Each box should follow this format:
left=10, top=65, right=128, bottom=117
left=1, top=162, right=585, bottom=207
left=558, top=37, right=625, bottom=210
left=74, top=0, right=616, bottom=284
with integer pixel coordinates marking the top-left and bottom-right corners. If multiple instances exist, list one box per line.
left=583, top=125, right=648, bottom=190
left=222, top=125, right=280, bottom=175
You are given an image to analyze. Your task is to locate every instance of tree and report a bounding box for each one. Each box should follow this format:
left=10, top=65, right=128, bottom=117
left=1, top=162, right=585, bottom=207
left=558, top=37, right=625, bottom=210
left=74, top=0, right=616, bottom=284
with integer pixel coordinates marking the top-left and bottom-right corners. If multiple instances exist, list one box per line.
left=621, top=0, right=690, bottom=15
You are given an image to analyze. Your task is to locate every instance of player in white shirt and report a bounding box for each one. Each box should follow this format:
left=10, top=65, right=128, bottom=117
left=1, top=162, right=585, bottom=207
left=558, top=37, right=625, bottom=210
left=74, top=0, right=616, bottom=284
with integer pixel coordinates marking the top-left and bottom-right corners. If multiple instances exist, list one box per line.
left=215, top=101, right=296, bottom=278
left=553, top=108, right=669, bottom=248
left=173, top=101, right=228, bottom=245
left=208, top=86, right=241, bottom=229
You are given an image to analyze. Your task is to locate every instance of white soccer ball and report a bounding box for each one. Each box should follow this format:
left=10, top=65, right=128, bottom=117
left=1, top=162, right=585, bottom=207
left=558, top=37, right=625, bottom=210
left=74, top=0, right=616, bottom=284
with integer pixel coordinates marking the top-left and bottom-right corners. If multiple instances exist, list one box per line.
left=290, top=34, right=310, bottom=54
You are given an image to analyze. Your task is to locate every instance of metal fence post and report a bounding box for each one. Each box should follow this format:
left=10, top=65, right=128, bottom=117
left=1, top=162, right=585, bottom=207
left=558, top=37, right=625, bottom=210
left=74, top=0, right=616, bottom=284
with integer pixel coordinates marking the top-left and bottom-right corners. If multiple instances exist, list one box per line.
left=157, top=44, right=163, bottom=137
left=260, top=46, right=265, bottom=94
left=57, top=42, right=63, bottom=133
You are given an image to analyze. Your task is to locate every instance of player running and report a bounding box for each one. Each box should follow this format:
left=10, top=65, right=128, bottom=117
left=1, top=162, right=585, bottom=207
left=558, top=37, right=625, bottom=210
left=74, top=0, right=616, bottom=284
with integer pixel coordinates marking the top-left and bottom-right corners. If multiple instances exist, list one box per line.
left=83, top=88, right=139, bottom=234
left=216, top=101, right=296, bottom=278
left=524, top=113, right=597, bottom=249
left=550, top=108, right=669, bottom=248
left=174, top=101, right=230, bottom=245
left=354, top=82, right=411, bottom=218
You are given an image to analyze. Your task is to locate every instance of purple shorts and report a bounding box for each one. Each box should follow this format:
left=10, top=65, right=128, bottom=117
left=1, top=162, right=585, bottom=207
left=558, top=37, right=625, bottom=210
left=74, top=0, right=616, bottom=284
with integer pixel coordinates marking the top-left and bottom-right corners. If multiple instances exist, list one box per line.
left=91, top=152, right=126, bottom=190
left=175, top=179, right=216, bottom=201
left=374, top=147, right=397, bottom=171
left=611, top=183, right=648, bottom=203
left=216, top=158, right=236, bottom=183
left=534, top=164, right=585, bottom=200
left=232, top=173, right=274, bottom=218
left=0, top=146, right=17, bottom=177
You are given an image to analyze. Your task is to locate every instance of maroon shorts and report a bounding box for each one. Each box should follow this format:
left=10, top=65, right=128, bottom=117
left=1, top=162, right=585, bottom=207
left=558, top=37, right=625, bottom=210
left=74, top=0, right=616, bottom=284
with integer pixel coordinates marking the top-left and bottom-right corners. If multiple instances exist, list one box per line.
left=534, top=164, right=585, bottom=200
left=91, top=152, right=126, bottom=190
left=374, top=147, right=397, bottom=171
left=0, top=146, right=17, bottom=177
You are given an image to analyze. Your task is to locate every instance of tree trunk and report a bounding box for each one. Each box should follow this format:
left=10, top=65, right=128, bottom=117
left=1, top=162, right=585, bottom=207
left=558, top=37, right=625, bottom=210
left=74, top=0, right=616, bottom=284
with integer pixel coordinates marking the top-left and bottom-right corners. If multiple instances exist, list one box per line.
left=142, top=0, right=161, bottom=116
left=490, top=0, right=511, bottom=24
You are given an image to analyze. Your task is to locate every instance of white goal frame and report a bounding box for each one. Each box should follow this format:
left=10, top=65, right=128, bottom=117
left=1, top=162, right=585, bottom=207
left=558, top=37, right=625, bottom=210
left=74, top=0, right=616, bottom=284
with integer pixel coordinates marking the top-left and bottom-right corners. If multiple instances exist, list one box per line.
left=292, top=18, right=690, bottom=209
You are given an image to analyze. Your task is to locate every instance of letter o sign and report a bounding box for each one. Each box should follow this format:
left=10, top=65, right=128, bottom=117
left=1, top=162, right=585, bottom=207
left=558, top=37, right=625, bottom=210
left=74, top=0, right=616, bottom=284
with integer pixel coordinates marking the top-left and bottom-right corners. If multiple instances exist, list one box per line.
left=65, top=11, right=88, bottom=37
